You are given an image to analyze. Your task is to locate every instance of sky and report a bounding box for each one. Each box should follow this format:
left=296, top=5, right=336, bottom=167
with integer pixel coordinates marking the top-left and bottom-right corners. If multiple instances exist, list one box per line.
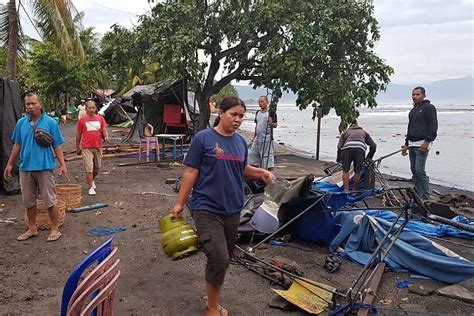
left=1, top=0, right=473, bottom=85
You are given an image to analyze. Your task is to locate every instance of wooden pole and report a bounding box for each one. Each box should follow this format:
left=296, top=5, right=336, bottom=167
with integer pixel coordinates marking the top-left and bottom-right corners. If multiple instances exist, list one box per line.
left=316, top=107, right=322, bottom=160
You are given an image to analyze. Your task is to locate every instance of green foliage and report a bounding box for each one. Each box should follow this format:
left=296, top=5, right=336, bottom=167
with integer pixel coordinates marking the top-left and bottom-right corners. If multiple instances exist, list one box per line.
left=139, top=0, right=392, bottom=130
left=26, top=41, right=91, bottom=111
left=32, top=0, right=85, bottom=63
left=255, top=1, right=394, bottom=124
left=210, top=83, right=238, bottom=105
left=98, top=24, right=150, bottom=90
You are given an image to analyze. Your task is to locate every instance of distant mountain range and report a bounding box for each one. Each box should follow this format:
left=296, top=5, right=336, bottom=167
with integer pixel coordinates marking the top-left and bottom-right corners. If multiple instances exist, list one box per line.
left=235, top=76, right=473, bottom=106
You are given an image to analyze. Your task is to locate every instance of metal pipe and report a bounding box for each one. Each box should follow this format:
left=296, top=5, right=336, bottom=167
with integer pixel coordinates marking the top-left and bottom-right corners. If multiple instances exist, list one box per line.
left=236, top=245, right=343, bottom=299
left=247, top=194, right=326, bottom=252
left=346, top=204, right=407, bottom=298
left=373, top=149, right=402, bottom=165
left=350, top=218, right=409, bottom=305
left=427, top=214, right=474, bottom=233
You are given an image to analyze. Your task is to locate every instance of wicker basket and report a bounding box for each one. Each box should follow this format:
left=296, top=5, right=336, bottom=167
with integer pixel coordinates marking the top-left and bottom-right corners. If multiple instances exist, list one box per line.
left=56, top=183, right=82, bottom=210
left=25, top=200, right=66, bottom=230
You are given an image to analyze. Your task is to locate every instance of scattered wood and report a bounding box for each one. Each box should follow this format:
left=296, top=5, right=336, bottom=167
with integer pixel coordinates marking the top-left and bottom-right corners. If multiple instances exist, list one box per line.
left=117, top=161, right=157, bottom=167
left=65, top=155, right=82, bottom=162
left=65, top=151, right=139, bottom=161
left=63, top=149, right=78, bottom=155
left=357, top=262, right=386, bottom=316
left=409, top=285, right=434, bottom=296
left=437, top=284, right=474, bottom=303
left=165, top=178, right=176, bottom=184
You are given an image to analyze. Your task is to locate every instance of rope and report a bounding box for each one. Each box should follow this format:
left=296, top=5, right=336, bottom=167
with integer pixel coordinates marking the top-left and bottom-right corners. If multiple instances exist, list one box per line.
left=85, top=226, right=127, bottom=237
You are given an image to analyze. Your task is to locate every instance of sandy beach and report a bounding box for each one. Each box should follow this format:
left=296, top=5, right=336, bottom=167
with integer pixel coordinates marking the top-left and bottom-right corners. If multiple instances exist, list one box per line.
left=0, top=120, right=473, bottom=315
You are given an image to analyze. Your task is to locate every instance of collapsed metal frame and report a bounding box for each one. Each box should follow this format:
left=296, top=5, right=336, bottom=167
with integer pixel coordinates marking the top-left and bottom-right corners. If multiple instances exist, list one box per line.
left=339, top=186, right=474, bottom=308
left=236, top=186, right=474, bottom=313
left=235, top=148, right=474, bottom=313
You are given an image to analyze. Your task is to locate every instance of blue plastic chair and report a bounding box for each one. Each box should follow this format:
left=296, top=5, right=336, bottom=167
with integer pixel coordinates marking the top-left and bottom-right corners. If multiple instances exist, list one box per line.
left=61, top=237, right=114, bottom=316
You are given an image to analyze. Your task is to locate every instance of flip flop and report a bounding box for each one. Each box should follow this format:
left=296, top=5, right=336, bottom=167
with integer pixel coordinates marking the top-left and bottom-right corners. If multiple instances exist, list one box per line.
left=46, top=232, right=62, bottom=242
left=17, top=231, right=38, bottom=241
left=206, top=303, right=228, bottom=316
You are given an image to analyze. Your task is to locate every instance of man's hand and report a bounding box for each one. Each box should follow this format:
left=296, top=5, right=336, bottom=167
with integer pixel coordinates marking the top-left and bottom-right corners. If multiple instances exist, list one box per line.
left=76, top=148, right=82, bottom=155
left=420, top=142, right=430, bottom=153
left=170, top=204, right=184, bottom=219
left=401, top=145, right=408, bottom=156
left=267, top=117, right=276, bottom=128
left=58, top=164, right=69, bottom=181
left=3, top=165, right=12, bottom=180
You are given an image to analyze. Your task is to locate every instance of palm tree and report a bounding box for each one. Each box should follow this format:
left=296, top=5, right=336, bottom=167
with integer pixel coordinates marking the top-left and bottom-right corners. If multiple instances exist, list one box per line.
left=2, top=0, right=20, bottom=79
left=1, top=0, right=85, bottom=80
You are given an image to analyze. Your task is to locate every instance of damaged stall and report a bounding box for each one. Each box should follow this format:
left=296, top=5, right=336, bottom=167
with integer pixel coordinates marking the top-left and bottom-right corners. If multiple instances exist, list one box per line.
left=235, top=152, right=474, bottom=314
left=120, top=79, right=199, bottom=143
left=0, top=79, right=22, bottom=195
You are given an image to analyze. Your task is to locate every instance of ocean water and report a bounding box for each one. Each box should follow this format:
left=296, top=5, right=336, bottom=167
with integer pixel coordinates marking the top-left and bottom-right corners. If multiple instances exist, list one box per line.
left=240, top=104, right=474, bottom=191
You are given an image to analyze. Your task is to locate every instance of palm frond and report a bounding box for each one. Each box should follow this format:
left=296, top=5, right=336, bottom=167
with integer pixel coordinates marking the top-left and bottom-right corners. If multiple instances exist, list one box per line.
left=0, top=3, right=26, bottom=57
left=30, top=0, right=85, bottom=63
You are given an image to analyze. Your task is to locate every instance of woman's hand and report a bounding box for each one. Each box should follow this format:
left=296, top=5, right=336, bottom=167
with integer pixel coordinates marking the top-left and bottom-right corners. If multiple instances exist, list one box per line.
left=261, top=170, right=276, bottom=184
left=170, top=204, right=184, bottom=219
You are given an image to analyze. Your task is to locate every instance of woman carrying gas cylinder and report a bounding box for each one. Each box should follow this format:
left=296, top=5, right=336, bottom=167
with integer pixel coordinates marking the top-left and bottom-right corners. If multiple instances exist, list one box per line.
left=170, top=96, right=275, bottom=316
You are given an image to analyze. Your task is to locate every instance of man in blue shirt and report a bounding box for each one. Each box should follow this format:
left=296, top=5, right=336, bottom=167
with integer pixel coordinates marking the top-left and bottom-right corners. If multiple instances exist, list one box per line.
left=3, top=92, right=68, bottom=242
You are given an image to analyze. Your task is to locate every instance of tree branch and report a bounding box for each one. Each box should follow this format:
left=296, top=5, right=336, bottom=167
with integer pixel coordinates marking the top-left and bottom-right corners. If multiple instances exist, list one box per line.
left=216, top=33, right=271, bottom=61
left=208, top=62, right=250, bottom=97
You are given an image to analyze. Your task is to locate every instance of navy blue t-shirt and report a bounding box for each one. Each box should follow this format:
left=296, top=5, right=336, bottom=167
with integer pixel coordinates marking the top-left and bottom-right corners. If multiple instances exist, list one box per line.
left=185, top=128, right=248, bottom=215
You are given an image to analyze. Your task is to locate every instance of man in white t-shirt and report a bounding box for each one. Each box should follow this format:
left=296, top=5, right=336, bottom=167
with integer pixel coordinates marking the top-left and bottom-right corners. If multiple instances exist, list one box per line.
left=76, top=100, right=109, bottom=195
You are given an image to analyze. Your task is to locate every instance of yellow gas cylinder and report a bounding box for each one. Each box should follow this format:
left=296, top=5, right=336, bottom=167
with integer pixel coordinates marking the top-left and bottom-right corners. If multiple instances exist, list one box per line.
left=159, top=213, right=198, bottom=260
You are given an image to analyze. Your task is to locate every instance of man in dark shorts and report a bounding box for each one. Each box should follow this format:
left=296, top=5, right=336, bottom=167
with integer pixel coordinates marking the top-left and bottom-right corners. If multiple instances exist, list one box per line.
left=337, top=123, right=377, bottom=192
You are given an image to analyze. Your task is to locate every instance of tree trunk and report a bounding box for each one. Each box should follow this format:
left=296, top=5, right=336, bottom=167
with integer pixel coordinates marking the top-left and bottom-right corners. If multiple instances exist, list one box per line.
left=5, top=0, right=19, bottom=80
left=195, top=91, right=210, bottom=132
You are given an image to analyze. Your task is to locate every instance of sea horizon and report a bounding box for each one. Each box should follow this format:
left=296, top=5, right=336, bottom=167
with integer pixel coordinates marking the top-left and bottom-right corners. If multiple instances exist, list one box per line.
left=240, top=103, right=474, bottom=192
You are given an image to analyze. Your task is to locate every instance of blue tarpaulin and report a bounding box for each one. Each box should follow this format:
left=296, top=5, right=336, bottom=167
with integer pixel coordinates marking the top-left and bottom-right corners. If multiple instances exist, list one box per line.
left=365, top=210, right=474, bottom=239
left=330, top=211, right=474, bottom=284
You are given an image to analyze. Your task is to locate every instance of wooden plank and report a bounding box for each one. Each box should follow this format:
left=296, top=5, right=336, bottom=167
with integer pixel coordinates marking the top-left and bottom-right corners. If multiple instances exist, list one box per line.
left=65, top=151, right=139, bottom=161
left=357, top=262, right=386, bottom=316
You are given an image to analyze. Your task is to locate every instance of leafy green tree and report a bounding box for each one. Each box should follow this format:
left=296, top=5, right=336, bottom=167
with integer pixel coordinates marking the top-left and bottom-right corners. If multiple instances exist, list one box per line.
left=210, top=83, right=238, bottom=106
left=98, top=24, right=149, bottom=90
left=139, top=0, right=392, bottom=130
left=253, top=2, right=394, bottom=125
left=27, top=41, right=90, bottom=111
left=0, top=0, right=84, bottom=80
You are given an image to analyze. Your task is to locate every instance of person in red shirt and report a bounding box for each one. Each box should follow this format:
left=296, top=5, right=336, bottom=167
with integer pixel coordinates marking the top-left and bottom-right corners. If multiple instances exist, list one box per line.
left=76, top=100, right=109, bottom=195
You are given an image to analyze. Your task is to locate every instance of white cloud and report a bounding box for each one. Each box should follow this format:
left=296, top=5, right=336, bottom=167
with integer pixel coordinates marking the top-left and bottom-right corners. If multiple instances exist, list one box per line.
left=2, top=0, right=472, bottom=85
left=374, top=0, right=473, bottom=84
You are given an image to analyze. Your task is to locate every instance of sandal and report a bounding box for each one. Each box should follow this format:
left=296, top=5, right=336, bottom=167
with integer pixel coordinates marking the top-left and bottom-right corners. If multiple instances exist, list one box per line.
left=46, top=232, right=62, bottom=242
left=206, top=303, right=228, bottom=316
left=17, top=231, right=38, bottom=241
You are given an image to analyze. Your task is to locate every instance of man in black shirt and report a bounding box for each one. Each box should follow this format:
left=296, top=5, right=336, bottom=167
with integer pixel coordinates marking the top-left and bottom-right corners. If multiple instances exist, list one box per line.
left=401, top=86, right=438, bottom=200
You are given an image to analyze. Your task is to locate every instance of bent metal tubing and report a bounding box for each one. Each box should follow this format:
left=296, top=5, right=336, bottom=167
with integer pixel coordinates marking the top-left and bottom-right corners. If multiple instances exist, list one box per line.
left=350, top=215, right=409, bottom=307
left=246, top=194, right=326, bottom=253
left=345, top=202, right=410, bottom=301
left=235, top=244, right=344, bottom=300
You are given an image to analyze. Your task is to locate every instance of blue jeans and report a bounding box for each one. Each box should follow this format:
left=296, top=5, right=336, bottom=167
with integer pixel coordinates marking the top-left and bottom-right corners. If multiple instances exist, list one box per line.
left=409, top=147, right=430, bottom=199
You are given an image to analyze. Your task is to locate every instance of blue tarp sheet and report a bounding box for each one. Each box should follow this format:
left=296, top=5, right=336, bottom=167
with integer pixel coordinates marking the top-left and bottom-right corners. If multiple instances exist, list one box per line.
left=304, top=180, right=474, bottom=283
left=330, top=211, right=474, bottom=284
left=365, top=210, right=474, bottom=239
